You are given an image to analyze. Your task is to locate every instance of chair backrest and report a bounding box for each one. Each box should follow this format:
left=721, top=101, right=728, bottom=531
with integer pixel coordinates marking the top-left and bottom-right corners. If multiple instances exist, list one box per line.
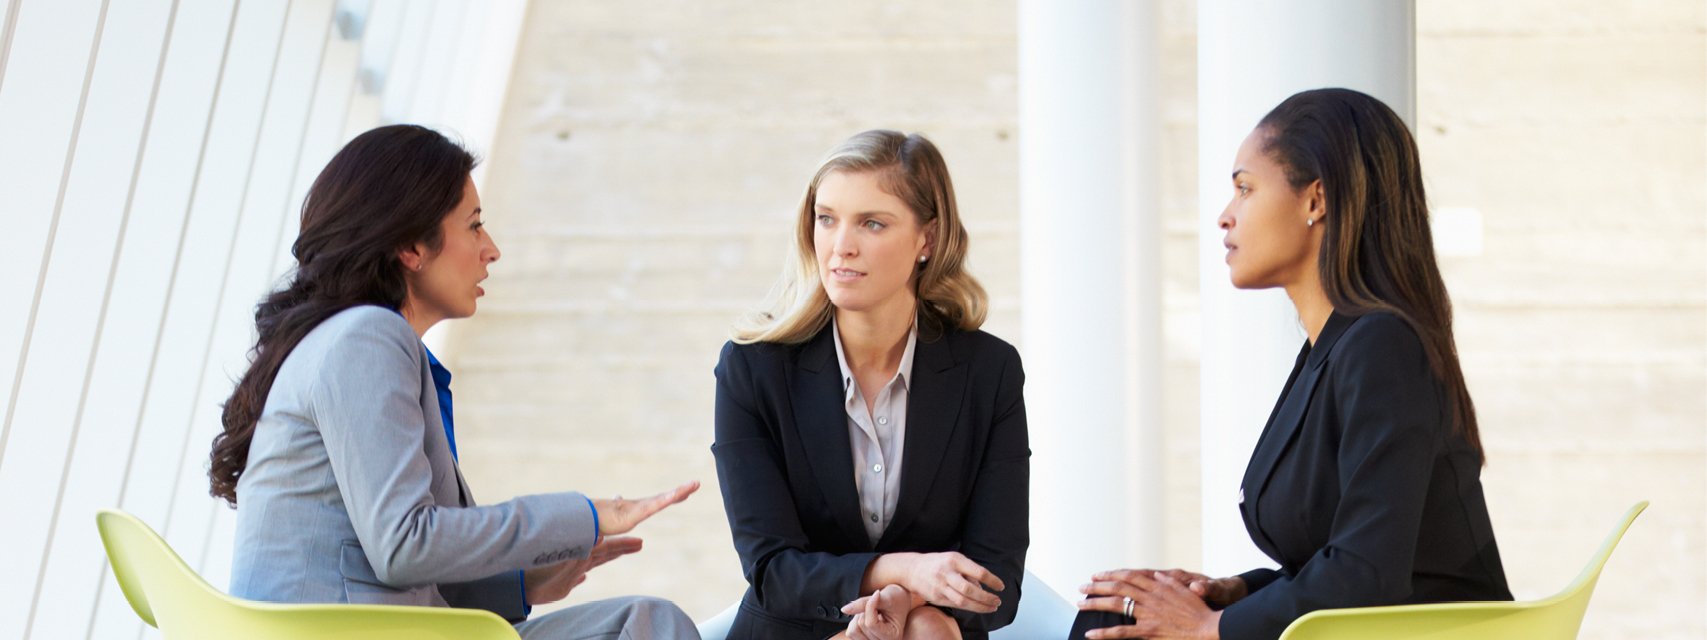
left=1536, top=500, right=1648, bottom=630
left=1277, top=500, right=1648, bottom=640
left=96, top=508, right=522, bottom=640
left=95, top=508, right=223, bottom=630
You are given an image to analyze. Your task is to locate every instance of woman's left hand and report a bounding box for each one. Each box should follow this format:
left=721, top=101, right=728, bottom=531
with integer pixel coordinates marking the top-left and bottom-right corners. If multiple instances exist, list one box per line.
left=523, top=536, right=644, bottom=605
left=1077, top=570, right=1221, bottom=639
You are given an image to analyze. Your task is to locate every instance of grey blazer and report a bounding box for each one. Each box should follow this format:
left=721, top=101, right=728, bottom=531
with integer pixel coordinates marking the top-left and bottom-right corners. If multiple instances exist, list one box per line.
left=229, top=305, right=597, bottom=621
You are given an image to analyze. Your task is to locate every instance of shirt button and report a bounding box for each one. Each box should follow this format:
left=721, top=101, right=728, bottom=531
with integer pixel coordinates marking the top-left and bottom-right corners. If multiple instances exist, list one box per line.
left=877, top=416, right=888, bottom=425
left=873, top=463, right=883, bottom=473
left=870, top=514, right=880, bottom=523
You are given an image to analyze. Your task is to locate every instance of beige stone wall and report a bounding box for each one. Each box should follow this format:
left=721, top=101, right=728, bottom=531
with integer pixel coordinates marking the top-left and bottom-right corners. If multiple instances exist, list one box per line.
left=1415, top=2, right=1706, bottom=638
left=448, top=1, right=1705, bottom=636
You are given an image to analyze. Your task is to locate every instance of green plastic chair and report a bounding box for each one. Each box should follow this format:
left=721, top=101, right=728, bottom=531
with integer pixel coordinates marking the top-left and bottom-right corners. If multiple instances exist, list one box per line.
left=1277, top=500, right=1648, bottom=640
left=95, top=508, right=521, bottom=639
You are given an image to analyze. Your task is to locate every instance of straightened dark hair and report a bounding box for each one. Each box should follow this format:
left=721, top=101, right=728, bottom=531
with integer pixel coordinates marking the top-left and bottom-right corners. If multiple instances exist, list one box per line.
left=1258, top=88, right=1484, bottom=463
left=209, top=124, right=476, bottom=505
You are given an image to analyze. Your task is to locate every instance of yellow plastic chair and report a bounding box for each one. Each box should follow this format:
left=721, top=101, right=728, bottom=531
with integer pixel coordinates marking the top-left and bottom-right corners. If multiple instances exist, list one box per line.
left=1278, top=500, right=1648, bottom=640
left=95, top=508, right=520, bottom=640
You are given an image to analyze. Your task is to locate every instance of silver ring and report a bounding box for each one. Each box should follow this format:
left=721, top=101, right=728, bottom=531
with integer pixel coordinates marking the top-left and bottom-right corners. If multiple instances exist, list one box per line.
left=1122, top=596, right=1135, bottom=618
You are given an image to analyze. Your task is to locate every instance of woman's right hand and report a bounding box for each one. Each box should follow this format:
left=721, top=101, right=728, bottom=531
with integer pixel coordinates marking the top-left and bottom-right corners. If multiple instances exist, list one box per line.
left=841, top=584, right=913, bottom=640
left=590, top=480, right=699, bottom=536
left=1147, top=569, right=1247, bottom=608
left=895, top=551, right=1005, bottom=614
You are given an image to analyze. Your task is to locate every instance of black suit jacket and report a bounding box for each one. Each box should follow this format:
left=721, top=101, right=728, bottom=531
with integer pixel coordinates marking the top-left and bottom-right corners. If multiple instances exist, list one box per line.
left=1222, top=311, right=1512, bottom=640
left=711, top=324, right=1030, bottom=640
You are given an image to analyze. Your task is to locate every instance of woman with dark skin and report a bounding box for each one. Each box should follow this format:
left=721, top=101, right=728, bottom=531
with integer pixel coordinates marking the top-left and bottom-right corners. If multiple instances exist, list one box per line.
left=1071, top=89, right=1512, bottom=640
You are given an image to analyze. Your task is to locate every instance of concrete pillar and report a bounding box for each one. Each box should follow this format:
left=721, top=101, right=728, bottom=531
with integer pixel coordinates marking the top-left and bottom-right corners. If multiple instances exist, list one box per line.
left=1019, top=0, right=1163, bottom=595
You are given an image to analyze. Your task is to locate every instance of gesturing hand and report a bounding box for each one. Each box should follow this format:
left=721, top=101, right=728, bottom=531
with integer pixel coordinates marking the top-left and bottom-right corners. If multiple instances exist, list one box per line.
left=902, top=552, right=1004, bottom=614
left=524, top=536, right=643, bottom=605
left=591, top=480, right=699, bottom=536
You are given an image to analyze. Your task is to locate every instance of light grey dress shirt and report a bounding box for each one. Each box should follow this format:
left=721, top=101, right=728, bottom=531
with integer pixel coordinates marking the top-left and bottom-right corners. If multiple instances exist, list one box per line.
left=831, top=318, right=918, bottom=545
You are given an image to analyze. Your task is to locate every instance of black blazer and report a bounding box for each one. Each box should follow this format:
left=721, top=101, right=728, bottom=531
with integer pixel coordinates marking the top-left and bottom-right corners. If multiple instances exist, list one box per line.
left=1222, top=311, right=1512, bottom=640
left=711, top=323, right=1030, bottom=640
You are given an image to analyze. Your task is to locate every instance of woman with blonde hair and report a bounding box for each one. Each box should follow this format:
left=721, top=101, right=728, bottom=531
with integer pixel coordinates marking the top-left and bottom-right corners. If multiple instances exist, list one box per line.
left=712, top=130, right=1030, bottom=639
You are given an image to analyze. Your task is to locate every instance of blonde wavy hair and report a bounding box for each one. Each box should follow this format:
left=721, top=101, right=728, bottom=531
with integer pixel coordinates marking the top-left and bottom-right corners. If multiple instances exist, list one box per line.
left=733, top=130, right=987, bottom=344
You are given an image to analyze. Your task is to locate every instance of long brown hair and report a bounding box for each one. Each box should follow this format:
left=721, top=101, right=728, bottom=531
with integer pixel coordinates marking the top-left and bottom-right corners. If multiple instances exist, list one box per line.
left=209, top=124, right=476, bottom=505
left=1258, top=88, right=1485, bottom=462
left=733, top=130, right=987, bottom=344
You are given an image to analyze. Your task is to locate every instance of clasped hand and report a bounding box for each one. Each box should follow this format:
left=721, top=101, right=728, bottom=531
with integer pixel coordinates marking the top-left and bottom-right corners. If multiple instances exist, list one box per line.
left=1077, top=568, right=1244, bottom=639
left=841, top=550, right=1004, bottom=616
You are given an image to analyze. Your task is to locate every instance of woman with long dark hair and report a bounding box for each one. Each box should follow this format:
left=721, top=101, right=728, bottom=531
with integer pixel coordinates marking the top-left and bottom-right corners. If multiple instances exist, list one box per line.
left=1071, top=89, right=1512, bottom=639
left=212, top=124, right=701, bottom=639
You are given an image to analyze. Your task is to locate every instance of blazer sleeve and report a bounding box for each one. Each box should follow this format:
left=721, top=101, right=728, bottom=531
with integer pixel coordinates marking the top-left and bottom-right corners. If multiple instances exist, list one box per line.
left=1220, top=318, right=1444, bottom=640
left=944, top=343, right=1030, bottom=632
left=1236, top=568, right=1284, bottom=597
left=311, top=308, right=600, bottom=588
left=711, top=341, right=880, bottom=622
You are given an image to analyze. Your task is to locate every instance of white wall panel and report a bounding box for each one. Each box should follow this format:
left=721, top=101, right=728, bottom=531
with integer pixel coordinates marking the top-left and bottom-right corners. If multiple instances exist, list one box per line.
left=157, top=0, right=334, bottom=572
left=454, top=0, right=527, bottom=189
left=81, top=1, right=239, bottom=637
left=0, top=0, right=19, bottom=87
left=102, top=0, right=235, bottom=563
left=378, top=0, right=431, bottom=124
left=75, top=5, right=237, bottom=640
left=0, top=0, right=104, bottom=480
left=0, top=1, right=529, bottom=636
left=341, top=0, right=403, bottom=138
left=0, top=1, right=107, bottom=636
left=436, top=2, right=487, bottom=135
left=270, top=6, right=366, bottom=278
left=8, top=1, right=176, bottom=637
left=406, top=0, right=465, bottom=128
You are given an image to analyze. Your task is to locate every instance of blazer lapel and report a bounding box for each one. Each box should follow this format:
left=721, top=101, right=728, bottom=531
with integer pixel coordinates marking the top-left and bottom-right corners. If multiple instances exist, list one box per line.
left=1240, top=312, right=1356, bottom=516
left=791, top=327, right=872, bottom=549
left=876, top=331, right=965, bottom=549
left=451, top=465, right=474, bottom=507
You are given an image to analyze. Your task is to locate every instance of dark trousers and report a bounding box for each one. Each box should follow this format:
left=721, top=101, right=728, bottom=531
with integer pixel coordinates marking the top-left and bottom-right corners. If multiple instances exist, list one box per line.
left=1067, top=607, right=1135, bottom=640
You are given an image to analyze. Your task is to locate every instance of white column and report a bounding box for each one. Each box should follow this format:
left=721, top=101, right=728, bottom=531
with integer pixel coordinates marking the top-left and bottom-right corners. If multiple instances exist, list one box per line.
left=1197, top=0, right=1415, bottom=577
left=1019, top=0, right=1162, bottom=595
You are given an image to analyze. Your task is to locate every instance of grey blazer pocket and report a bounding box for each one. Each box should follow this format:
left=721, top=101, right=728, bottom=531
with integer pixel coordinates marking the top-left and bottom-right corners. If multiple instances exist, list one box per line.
left=339, top=541, right=431, bottom=605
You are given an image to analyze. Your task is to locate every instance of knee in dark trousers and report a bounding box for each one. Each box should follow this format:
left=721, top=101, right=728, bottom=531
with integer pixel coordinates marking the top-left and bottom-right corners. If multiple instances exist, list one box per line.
left=1068, top=607, right=1135, bottom=640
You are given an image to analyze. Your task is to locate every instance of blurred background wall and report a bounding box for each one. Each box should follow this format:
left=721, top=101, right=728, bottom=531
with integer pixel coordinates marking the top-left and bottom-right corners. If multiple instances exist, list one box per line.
left=0, top=1, right=1701, bottom=638
left=0, top=1, right=524, bottom=637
